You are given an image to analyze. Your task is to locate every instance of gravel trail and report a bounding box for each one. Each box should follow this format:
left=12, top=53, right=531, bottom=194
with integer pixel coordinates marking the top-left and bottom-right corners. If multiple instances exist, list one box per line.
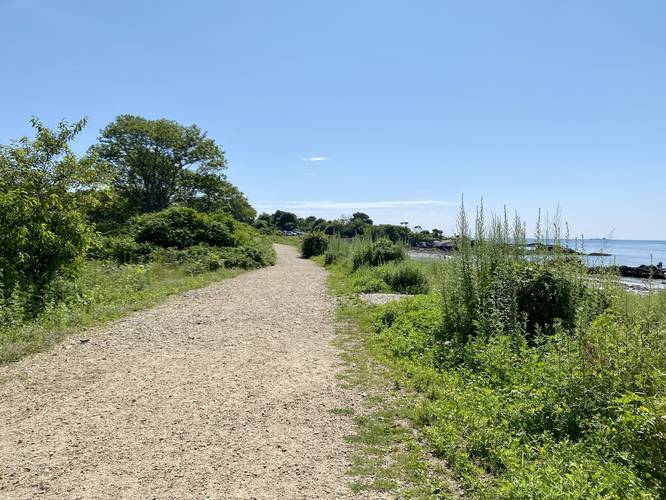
left=0, top=244, right=360, bottom=499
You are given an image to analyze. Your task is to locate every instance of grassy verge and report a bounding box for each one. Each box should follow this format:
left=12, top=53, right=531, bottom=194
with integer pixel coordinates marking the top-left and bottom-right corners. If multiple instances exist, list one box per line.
left=0, top=260, right=244, bottom=365
left=269, top=234, right=302, bottom=247
left=333, top=291, right=462, bottom=498
left=318, top=229, right=665, bottom=498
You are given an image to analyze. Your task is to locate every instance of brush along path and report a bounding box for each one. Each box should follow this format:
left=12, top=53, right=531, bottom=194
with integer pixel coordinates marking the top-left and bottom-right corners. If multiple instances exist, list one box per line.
left=0, top=244, right=362, bottom=499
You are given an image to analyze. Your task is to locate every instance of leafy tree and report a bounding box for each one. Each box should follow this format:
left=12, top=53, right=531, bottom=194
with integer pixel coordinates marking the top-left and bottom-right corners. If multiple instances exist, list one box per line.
left=271, top=210, right=298, bottom=231
left=373, top=224, right=412, bottom=243
left=0, top=118, right=104, bottom=310
left=254, top=213, right=272, bottom=232
left=432, top=228, right=444, bottom=239
left=351, top=212, right=373, bottom=225
left=175, top=171, right=256, bottom=223
left=91, top=115, right=226, bottom=213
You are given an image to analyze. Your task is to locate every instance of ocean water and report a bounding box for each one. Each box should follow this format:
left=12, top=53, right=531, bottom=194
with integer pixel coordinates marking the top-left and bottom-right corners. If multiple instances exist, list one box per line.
left=410, top=240, right=666, bottom=268
left=554, top=239, right=666, bottom=268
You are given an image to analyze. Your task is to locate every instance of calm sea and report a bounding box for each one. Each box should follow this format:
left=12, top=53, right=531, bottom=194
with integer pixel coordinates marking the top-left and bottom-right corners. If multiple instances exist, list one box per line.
left=550, top=239, right=666, bottom=267
left=410, top=240, right=666, bottom=268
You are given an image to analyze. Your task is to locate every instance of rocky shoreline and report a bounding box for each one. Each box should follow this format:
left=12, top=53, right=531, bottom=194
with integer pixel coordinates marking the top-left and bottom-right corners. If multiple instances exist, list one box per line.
left=590, top=264, right=666, bottom=280
left=410, top=243, right=666, bottom=281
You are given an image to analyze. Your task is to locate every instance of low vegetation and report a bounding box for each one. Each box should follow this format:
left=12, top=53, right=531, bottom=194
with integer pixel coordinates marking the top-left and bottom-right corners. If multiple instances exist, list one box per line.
left=308, top=206, right=666, bottom=498
left=301, top=232, right=328, bottom=258
left=352, top=239, right=405, bottom=270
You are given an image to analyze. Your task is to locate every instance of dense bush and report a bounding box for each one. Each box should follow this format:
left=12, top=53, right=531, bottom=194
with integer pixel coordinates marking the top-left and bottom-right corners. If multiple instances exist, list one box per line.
left=88, top=235, right=154, bottom=264
left=150, top=241, right=275, bottom=274
left=0, top=118, right=103, bottom=313
left=364, top=285, right=666, bottom=497
left=352, top=239, right=405, bottom=270
left=301, top=232, right=328, bottom=258
left=382, top=263, right=430, bottom=294
left=219, top=244, right=276, bottom=269
left=133, top=207, right=236, bottom=249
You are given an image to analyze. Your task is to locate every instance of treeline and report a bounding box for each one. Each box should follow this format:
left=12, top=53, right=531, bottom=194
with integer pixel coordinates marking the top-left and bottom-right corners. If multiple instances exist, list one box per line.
left=255, top=210, right=445, bottom=242
left=0, top=115, right=273, bottom=354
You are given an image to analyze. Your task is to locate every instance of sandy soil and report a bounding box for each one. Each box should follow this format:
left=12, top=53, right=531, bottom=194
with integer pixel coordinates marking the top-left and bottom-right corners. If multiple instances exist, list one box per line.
left=0, top=245, right=361, bottom=499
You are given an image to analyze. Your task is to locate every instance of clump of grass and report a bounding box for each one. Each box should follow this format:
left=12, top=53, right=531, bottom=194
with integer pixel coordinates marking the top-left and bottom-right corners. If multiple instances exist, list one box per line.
left=381, top=263, right=430, bottom=295
left=324, top=234, right=351, bottom=265
left=352, top=239, right=405, bottom=270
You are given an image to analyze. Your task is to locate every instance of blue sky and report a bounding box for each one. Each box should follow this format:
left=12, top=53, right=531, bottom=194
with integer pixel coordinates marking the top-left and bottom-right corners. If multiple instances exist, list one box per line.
left=1, top=0, right=664, bottom=239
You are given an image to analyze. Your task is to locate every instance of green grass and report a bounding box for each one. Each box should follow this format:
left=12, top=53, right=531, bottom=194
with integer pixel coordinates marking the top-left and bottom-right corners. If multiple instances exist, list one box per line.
left=317, top=214, right=666, bottom=498
left=0, top=260, right=244, bottom=364
left=333, top=298, right=461, bottom=498
left=268, top=234, right=302, bottom=247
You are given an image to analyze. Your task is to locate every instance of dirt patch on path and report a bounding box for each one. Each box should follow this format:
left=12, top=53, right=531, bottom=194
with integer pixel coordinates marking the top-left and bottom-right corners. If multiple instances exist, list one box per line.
left=0, top=245, right=363, bottom=499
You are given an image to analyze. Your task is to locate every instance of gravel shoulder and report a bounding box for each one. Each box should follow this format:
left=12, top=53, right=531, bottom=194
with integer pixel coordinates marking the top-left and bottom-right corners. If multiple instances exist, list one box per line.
left=0, top=244, right=360, bottom=499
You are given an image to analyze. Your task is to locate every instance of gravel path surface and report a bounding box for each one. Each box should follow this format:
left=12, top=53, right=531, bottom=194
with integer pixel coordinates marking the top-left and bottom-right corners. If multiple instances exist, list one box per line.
left=0, top=245, right=360, bottom=499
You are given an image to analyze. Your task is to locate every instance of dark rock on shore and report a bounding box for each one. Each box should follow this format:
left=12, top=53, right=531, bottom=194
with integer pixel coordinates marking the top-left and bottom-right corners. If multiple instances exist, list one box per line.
left=620, top=265, right=666, bottom=279
left=526, top=243, right=579, bottom=254
left=589, top=264, right=666, bottom=280
left=413, top=240, right=455, bottom=251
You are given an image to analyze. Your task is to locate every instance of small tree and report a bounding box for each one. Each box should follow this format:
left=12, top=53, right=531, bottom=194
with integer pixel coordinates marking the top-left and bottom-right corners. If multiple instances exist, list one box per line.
left=0, top=118, right=103, bottom=310
left=271, top=210, right=298, bottom=230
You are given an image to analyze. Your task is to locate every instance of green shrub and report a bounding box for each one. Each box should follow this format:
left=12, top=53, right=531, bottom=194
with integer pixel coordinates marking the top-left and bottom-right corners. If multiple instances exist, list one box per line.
left=301, top=232, right=328, bottom=258
left=351, top=269, right=391, bottom=293
left=352, top=239, right=404, bottom=270
left=88, top=235, right=154, bottom=264
left=0, top=118, right=102, bottom=312
left=220, top=244, right=276, bottom=269
left=150, top=239, right=275, bottom=273
left=323, top=234, right=350, bottom=265
left=133, top=207, right=236, bottom=249
left=382, top=263, right=430, bottom=294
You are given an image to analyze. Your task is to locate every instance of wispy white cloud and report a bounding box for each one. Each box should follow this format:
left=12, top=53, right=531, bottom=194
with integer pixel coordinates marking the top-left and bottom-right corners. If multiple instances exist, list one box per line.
left=301, top=156, right=328, bottom=162
left=286, top=200, right=457, bottom=210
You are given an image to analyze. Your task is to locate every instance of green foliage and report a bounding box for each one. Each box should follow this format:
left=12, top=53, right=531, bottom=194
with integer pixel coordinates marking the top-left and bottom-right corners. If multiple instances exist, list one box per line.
left=323, top=212, right=374, bottom=237
left=219, top=244, right=276, bottom=269
left=372, top=224, right=412, bottom=243
left=133, top=207, right=236, bottom=249
left=324, top=234, right=351, bottom=265
left=90, top=114, right=227, bottom=214
left=329, top=203, right=666, bottom=497
left=381, top=263, right=430, bottom=295
left=270, top=210, right=299, bottom=231
left=0, top=118, right=105, bottom=312
left=175, top=171, right=256, bottom=223
left=152, top=243, right=275, bottom=273
left=359, top=287, right=666, bottom=497
left=88, top=235, right=154, bottom=264
left=352, top=239, right=405, bottom=270
left=301, top=232, right=328, bottom=258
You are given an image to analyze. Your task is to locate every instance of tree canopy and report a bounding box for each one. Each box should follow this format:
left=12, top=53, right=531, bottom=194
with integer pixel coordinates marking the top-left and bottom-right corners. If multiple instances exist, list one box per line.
left=91, top=115, right=227, bottom=213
